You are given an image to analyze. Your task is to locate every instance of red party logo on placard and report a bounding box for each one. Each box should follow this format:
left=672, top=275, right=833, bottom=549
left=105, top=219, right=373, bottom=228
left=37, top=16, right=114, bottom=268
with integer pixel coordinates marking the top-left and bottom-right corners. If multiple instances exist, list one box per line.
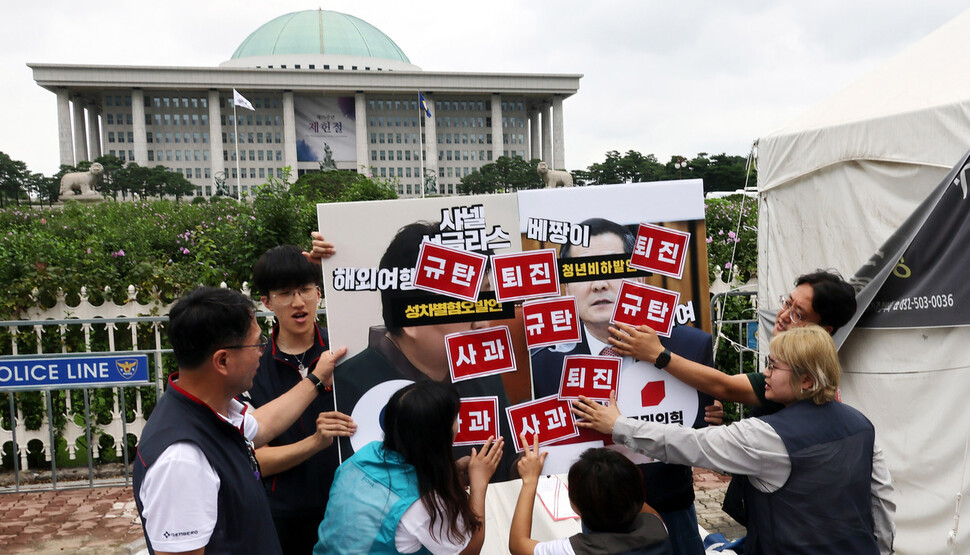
left=412, top=241, right=488, bottom=302
left=558, top=355, right=620, bottom=401
left=522, top=296, right=581, bottom=348
left=489, top=249, right=560, bottom=303
left=629, top=223, right=690, bottom=279
left=445, top=326, right=516, bottom=382
left=610, top=280, right=680, bottom=337
left=454, top=396, right=500, bottom=446
left=506, top=396, right=579, bottom=452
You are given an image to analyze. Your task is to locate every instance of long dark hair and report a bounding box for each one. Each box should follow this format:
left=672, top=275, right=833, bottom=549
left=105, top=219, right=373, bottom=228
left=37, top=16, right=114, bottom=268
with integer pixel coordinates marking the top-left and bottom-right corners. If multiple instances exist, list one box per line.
left=383, top=381, right=480, bottom=542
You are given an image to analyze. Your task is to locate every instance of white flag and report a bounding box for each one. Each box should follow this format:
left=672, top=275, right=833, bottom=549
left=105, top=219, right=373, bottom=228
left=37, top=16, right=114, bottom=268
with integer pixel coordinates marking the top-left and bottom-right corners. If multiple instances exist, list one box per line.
left=233, top=89, right=255, bottom=111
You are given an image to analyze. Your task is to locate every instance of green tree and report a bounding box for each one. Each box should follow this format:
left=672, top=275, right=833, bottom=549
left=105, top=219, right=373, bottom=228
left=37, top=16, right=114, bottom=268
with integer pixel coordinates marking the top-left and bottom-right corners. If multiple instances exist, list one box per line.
left=93, top=154, right=126, bottom=199
left=457, top=156, right=543, bottom=194
left=0, top=152, right=29, bottom=207
left=290, top=169, right=398, bottom=203
left=28, top=173, right=59, bottom=208
left=163, top=169, right=196, bottom=201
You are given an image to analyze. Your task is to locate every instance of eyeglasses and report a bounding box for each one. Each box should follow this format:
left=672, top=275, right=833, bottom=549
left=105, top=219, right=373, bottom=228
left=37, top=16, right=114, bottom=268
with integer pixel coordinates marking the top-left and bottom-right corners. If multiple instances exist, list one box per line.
left=765, top=358, right=792, bottom=376
left=225, top=334, right=269, bottom=355
left=271, top=285, right=320, bottom=304
left=778, top=294, right=804, bottom=325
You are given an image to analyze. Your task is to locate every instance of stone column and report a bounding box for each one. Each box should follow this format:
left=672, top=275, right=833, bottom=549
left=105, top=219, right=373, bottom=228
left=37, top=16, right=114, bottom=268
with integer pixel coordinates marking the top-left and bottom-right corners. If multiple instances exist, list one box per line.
left=131, top=89, right=148, bottom=165
left=57, top=89, right=74, bottom=167
left=72, top=96, right=88, bottom=164
left=491, top=94, right=503, bottom=162
left=424, top=93, right=438, bottom=192
left=282, top=91, right=298, bottom=180
left=208, top=90, right=224, bottom=195
left=355, top=92, right=368, bottom=173
left=529, top=108, right=540, bottom=160
left=87, top=103, right=102, bottom=160
left=552, top=96, right=565, bottom=169
left=541, top=102, right=553, bottom=167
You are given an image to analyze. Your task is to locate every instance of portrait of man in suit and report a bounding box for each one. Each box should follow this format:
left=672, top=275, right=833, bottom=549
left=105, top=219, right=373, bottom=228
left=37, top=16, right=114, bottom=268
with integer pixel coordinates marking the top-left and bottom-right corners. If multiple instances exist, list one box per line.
left=529, top=217, right=714, bottom=555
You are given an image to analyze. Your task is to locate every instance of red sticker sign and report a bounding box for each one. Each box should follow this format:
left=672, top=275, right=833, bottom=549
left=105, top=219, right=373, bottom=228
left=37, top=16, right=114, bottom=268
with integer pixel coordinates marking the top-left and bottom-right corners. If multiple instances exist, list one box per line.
left=522, top=296, right=581, bottom=348
left=445, top=326, right=516, bottom=382
left=629, top=223, right=690, bottom=279
left=610, top=280, right=680, bottom=337
left=558, top=355, right=620, bottom=401
left=412, top=241, right=488, bottom=302
left=489, top=249, right=561, bottom=302
left=454, top=396, right=500, bottom=446
left=506, top=396, right=579, bottom=452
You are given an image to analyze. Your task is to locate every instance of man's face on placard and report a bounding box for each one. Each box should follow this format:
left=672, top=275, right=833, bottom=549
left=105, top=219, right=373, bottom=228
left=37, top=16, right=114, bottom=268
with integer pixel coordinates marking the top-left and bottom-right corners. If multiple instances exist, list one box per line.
left=562, top=232, right=631, bottom=336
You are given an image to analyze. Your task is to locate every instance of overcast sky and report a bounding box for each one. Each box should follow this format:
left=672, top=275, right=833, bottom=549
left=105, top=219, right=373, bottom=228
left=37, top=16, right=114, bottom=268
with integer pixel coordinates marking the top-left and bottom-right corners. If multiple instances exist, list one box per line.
left=2, top=0, right=967, bottom=176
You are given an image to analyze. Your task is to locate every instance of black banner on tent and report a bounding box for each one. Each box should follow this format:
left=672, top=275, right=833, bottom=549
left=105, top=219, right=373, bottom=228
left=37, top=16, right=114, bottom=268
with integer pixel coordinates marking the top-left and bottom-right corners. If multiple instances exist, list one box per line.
left=838, top=149, right=970, bottom=341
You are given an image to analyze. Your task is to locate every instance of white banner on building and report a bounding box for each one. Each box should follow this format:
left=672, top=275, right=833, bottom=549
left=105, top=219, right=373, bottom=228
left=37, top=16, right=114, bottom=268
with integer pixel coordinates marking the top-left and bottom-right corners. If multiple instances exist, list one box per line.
left=294, top=96, right=357, bottom=164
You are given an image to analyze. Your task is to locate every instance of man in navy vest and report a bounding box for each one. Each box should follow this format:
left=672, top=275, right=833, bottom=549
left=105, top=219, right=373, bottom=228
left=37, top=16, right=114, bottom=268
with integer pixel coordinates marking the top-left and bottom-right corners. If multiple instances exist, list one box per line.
left=133, top=287, right=350, bottom=555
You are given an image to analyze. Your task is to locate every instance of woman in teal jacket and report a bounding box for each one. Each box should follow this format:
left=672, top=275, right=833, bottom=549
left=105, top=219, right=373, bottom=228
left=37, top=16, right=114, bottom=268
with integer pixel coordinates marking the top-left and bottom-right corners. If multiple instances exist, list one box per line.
left=315, top=380, right=504, bottom=554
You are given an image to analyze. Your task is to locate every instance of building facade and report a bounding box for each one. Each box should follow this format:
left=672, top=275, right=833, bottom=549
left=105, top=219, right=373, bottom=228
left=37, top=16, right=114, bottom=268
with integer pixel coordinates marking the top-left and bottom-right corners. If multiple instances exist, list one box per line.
left=30, top=10, right=580, bottom=197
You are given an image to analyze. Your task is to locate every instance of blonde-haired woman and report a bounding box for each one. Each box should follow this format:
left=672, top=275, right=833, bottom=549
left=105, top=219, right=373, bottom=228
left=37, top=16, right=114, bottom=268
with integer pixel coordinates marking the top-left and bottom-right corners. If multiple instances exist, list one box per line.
left=573, top=325, right=895, bottom=554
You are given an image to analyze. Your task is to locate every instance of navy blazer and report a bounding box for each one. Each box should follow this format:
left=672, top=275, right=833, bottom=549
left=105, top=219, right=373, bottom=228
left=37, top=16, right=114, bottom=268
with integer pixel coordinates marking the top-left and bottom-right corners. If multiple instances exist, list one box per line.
left=530, top=323, right=715, bottom=512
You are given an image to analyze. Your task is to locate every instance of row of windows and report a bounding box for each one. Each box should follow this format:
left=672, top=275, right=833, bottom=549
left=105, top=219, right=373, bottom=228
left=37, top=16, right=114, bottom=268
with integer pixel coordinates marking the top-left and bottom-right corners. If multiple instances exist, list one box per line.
left=111, top=131, right=211, bottom=144
left=224, top=150, right=283, bottom=162
left=107, top=95, right=526, bottom=116
left=398, top=183, right=458, bottom=195
left=439, top=133, right=492, bottom=145
left=371, top=150, right=423, bottom=162
left=369, top=116, right=422, bottom=128
left=220, top=115, right=282, bottom=127
left=148, top=132, right=209, bottom=144
left=366, top=99, right=524, bottom=113
left=150, top=113, right=210, bottom=127
left=105, top=113, right=132, bottom=126
left=149, top=96, right=208, bottom=110
left=223, top=132, right=282, bottom=144
left=368, top=99, right=421, bottom=112
left=371, top=133, right=423, bottom=145
left=218, top=97, right=281, bottom=110
left=146, top=150, right=211, bottom=162
left=439, top=150, right=495, bottom=162
left=437, top=117, right=492, bottom=129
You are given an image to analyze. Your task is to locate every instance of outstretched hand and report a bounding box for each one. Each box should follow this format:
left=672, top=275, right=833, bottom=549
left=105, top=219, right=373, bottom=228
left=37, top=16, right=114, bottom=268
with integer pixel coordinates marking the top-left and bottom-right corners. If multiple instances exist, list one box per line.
left=309, top=346, right=347, bottom=386
left=515, top=432, right=547, bottom=484
left=571, top=391, right=621, bottom=436
left=608, top=322, right=663, bottom=363
left=314, top=411, right=356, bottom=449
left=467, top=435, right=504, bottom=488
left=303, top=231, right=336, bottom=266
left=705, top=401, right=725, bottom=426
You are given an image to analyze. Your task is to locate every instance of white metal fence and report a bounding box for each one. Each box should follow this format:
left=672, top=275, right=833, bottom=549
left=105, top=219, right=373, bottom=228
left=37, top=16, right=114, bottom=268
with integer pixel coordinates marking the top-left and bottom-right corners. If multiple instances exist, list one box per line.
left=0, top=283, right=322, bottom=493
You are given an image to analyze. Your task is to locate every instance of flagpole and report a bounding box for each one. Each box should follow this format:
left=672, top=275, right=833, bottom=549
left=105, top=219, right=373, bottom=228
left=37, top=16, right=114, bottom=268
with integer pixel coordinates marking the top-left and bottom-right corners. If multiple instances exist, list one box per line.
left=418, top=91, right=425, bottom=198
left=233, top=100, right=241, bottom=195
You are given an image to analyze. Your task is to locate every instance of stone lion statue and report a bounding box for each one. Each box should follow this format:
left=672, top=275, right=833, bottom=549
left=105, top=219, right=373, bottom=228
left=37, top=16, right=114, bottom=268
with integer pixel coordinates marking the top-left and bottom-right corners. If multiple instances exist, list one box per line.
left=537, top=161, right=573, bottom=188
left=60, top=163, right=104, bottom=198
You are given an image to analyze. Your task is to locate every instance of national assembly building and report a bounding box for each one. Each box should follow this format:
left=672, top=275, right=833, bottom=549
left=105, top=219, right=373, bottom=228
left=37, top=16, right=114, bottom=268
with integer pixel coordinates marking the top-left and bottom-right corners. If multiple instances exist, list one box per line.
left=29, top=9, right=581, bottom=197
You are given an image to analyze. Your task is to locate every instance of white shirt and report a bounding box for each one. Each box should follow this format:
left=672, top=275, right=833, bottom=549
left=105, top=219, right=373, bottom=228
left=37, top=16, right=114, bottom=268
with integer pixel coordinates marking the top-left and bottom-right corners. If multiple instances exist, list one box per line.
left=138, top=398, right=258, bottom=552
left=533, top=537, right=576, bottom=555
left=395, top=494, right=472, bottom=554
left=613, top=415, right=896, bottom=555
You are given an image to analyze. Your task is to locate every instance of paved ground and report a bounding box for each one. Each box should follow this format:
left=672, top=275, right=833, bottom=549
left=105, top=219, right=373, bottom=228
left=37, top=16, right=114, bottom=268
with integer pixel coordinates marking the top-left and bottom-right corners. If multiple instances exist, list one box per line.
left=0, top=469, right=744, bottom=554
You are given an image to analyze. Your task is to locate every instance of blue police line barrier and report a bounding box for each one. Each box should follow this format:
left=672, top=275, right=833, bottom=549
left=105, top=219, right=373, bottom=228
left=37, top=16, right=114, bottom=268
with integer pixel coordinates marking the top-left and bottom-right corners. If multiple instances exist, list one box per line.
left=0, top=354, right=150, bottom=391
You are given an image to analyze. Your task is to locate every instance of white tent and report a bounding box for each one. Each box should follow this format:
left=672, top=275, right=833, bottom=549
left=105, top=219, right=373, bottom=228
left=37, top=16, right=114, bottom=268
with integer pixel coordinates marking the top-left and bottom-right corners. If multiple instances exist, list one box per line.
left=757, top=9, right=970, bottom=554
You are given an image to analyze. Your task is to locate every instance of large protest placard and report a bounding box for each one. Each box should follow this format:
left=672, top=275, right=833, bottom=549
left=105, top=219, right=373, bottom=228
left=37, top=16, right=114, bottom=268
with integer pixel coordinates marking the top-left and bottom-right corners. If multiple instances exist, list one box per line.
left=318, top=179, right=711, bottom=476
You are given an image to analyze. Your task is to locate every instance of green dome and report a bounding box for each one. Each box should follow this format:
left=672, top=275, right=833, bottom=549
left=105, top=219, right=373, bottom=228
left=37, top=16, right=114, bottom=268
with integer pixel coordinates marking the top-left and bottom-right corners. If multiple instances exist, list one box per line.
left=231, top=10, right=411, bottom=63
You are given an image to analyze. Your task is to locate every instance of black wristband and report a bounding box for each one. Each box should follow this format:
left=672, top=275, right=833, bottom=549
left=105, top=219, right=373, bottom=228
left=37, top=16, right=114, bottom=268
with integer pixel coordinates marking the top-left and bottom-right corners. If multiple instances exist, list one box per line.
left=306, top=373, right=329, bottom=394
left=654, top=348, right=672, bottom=370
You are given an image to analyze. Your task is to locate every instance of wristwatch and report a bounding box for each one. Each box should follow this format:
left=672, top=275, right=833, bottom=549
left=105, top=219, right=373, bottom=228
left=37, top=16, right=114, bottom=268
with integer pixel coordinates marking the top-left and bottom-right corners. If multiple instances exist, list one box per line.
left=306, top=373, right=332, bottom=394
left=654, top=348, right=672, bottom=370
